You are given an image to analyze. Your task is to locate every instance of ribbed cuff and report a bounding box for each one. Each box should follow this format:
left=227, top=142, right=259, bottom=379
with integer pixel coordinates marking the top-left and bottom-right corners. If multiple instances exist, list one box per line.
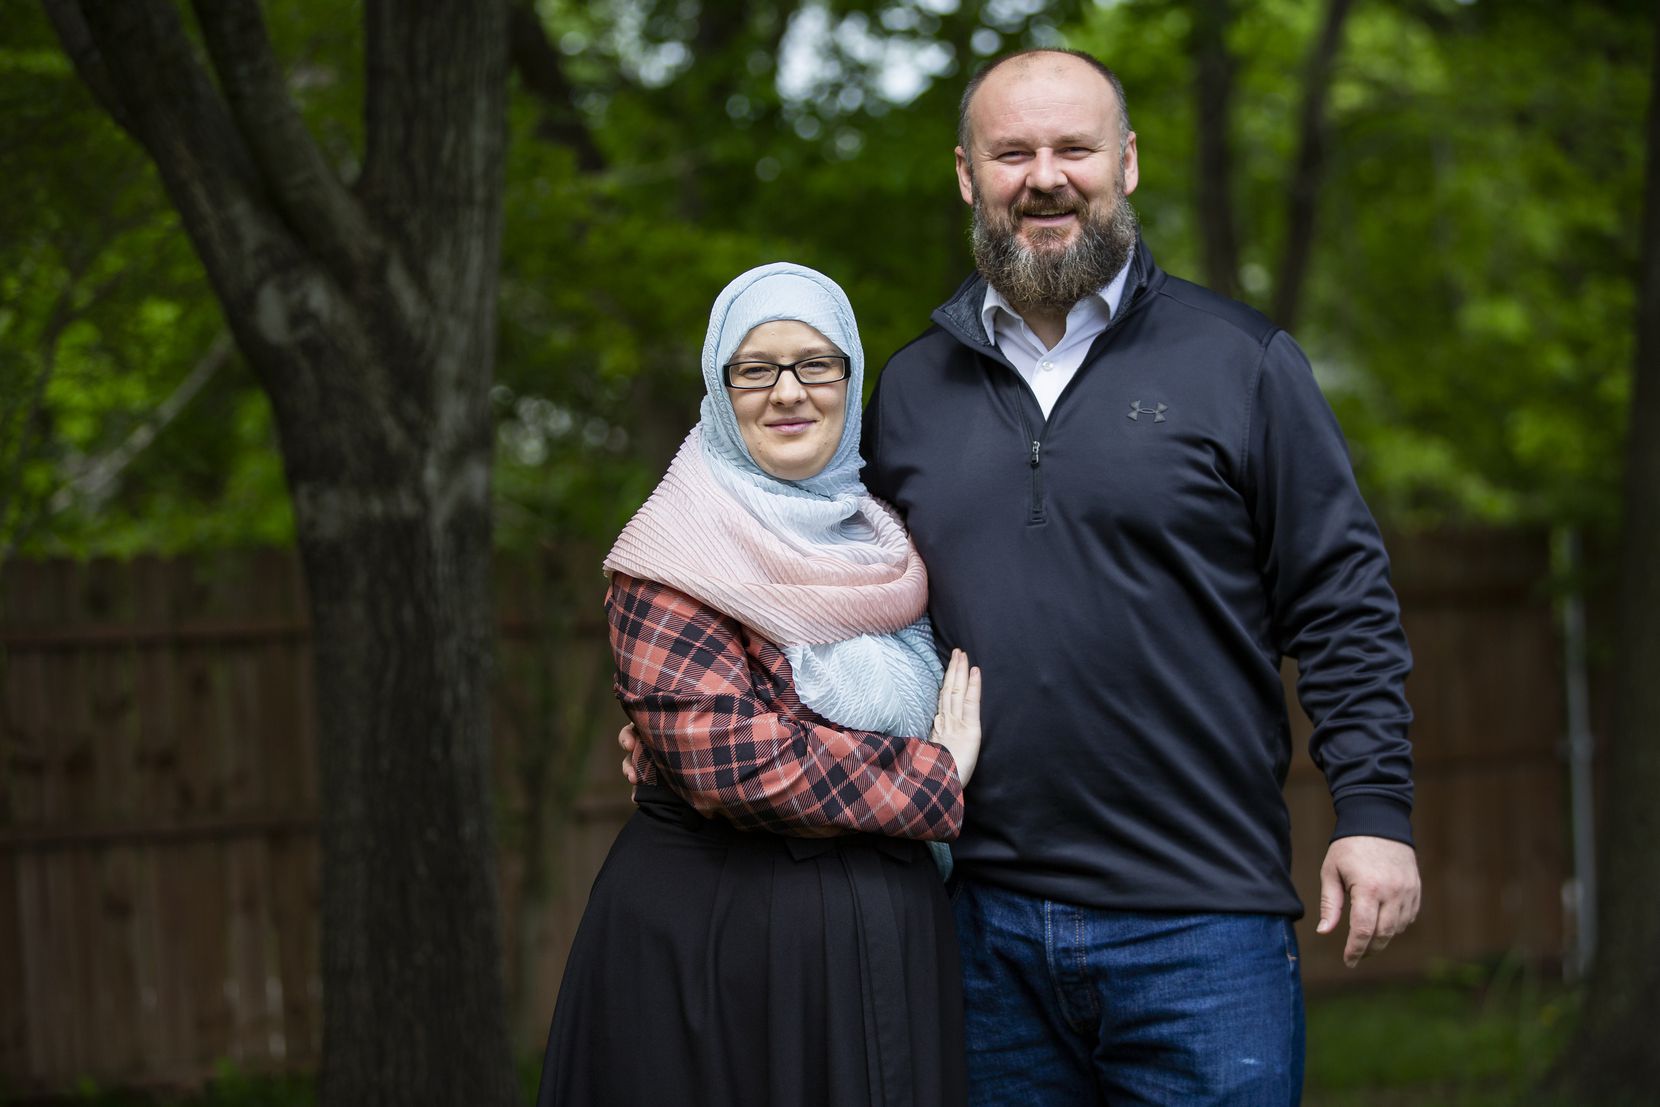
left=1331, top=793, right=1414, bottom=848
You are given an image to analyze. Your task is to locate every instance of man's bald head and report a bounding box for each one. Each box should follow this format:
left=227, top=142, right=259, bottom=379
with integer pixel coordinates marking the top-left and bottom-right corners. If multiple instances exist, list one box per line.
left=957, top=49, right=1131, bottom=155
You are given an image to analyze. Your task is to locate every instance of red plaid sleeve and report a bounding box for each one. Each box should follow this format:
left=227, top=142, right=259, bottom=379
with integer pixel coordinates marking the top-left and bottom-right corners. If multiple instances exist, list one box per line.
left=607, top=573, right=964, bottom=840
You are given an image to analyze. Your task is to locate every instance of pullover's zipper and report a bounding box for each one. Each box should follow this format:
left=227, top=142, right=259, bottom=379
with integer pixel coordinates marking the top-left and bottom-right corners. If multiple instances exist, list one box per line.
left=1028, top=438, right=1045, bottom=524
left=1016, top=403, right=1045, bottom=525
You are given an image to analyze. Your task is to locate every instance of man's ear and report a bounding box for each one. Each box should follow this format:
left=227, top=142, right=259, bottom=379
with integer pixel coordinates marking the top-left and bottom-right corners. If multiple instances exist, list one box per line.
left=955, top=146, right=976, bottom=207
left=1121, top=131, right=1140, bottom=197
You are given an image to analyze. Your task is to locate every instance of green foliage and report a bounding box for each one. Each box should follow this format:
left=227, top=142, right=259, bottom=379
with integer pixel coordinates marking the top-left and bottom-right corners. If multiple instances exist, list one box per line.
left=491, top=0, right=1085, bottom=552
left=4, top=1061, right=316, bottom=1107
left=1308, top=0, right=1649, bottom=530
left=0, top=4, right=292, bottom=558
left=2, top=0, right=1653, bottom=557
left=1072, top=0, right=1652, bottom=530
left=1304, top=959, right=1578, bottom=1107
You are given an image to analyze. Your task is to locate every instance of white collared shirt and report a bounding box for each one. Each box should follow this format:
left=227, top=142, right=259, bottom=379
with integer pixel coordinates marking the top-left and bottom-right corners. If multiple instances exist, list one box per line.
left=979, top=255, right=1134, bottom=418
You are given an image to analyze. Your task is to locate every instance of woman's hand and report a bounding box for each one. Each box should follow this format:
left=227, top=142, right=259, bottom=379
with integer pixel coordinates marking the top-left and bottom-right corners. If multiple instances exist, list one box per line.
left=618, top=723, right=640, bottom=786
left=930, top=649, right=982, bottom=786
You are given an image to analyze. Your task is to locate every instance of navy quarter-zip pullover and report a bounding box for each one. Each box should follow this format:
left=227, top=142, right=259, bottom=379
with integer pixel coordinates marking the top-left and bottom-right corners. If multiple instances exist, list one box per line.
left=862, top=240, right=1414, bottom=915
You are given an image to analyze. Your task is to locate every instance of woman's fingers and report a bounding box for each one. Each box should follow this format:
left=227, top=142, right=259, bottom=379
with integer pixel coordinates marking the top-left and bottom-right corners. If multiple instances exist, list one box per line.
left=935, top=650, right=982, bottom=736
left=945, top=650, right=966, bottom=716
left=937, top=651, right=954, bottom=709
left=940, top=650, right=979, bottom=725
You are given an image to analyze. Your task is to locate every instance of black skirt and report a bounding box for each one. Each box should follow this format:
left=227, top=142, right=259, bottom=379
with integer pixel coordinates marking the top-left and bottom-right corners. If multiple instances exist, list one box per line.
left=535, top=784, right=968, bottom=1107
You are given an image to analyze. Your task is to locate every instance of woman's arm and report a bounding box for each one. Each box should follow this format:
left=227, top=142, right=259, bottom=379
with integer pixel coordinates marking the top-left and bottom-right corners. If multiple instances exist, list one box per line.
left=607, top=573, right=964, bottom=840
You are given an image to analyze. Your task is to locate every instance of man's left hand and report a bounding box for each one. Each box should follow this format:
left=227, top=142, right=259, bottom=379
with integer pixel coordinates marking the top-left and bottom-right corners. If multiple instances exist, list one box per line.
left=1315, top=836, right=1421, bottom=968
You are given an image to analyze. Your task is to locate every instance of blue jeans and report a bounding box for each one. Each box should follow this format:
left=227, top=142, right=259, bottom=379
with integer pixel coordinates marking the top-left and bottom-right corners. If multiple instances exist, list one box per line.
left=951, top=879, right=1305, bottom=1106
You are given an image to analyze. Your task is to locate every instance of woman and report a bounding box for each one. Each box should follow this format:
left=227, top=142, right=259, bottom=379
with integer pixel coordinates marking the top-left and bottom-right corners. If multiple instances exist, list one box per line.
left=535, top=262, right=980, bottom=1107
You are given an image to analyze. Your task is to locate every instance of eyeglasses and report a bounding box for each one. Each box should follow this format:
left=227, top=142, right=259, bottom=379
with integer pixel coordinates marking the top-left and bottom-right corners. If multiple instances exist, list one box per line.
left=724, top=354, right=850, bottom=390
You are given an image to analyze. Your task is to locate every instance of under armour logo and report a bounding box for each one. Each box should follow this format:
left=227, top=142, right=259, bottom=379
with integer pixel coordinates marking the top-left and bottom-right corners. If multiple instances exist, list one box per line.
left=1128, top=400, right=1168, bottom=423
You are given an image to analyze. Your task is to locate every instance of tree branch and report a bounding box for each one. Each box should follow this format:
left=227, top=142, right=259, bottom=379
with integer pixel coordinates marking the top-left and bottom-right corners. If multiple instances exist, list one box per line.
left=693, top=0, right=749, bottom=60
left=39, top=0, right=130, bottom=131
left=50, top=330, right=236, bottom=514
left=0, top=257, right=142, bottom=555
left=508, top=1, right=604, bottom=172
left=1191, top=0, right=1242, bottom=301
left=64, top=0, right=298, bottom=294
left=1270, top=0, right=1356, bottom=331
left=0, top=207, right=152, bottom=552
left=190, top=0, right=381, bottom=275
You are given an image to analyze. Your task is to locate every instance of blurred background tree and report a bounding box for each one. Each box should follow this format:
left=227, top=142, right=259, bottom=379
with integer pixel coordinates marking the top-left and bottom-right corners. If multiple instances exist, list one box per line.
left=3, top=0, right=1655, bottom=1099
left=1552, top=3, right=1660, bottom=1099
left=21, top=3, right=519, bottom=1106
left=8, top=0, right=1649, bottom=557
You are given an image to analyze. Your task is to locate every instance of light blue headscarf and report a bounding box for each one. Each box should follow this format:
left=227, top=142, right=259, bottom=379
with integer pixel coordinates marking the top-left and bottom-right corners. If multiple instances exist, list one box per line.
left=698, top=262, right=867, bottom=500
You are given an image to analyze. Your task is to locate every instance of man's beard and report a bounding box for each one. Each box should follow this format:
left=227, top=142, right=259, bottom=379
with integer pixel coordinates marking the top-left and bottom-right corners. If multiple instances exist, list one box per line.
left=970, top=177, right=1139, bottom=315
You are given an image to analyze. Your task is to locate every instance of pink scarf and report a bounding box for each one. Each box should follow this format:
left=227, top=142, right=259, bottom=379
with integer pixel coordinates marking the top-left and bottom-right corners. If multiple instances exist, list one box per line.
left=604, top=428, right=929, bottom=647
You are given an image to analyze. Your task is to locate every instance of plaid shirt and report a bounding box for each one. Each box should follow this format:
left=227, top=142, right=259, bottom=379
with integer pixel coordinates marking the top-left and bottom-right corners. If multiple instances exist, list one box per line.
left=608, top=573, right=964, bottom=840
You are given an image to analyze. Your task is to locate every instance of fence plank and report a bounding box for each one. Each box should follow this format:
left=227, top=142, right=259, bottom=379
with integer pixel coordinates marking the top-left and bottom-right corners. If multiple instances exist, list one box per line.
left=0, top=845, right=25, bottom=1077
left=15, top=853, right=48, bottom=1080
left=267, top=833, right=319, bottom=1066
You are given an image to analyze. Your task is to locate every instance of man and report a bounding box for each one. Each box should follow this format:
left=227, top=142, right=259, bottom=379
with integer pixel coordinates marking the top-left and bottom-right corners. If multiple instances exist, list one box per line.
left=858, top=48, right=1420, bottom=1104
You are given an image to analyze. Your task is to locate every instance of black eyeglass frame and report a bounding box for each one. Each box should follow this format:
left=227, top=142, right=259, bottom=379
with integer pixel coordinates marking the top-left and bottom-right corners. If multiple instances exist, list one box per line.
left=722, top=354, right=851, bottom=390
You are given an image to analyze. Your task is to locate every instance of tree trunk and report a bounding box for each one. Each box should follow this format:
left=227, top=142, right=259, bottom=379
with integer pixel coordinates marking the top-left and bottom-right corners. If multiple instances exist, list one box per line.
left=44, top=3, right=516, bottom=1103
left=1191, top=0, right=1241, bottom=301
left=305, top=481, right=511, bottom=1107
left=1553, top=10, right=1660, bottom=1103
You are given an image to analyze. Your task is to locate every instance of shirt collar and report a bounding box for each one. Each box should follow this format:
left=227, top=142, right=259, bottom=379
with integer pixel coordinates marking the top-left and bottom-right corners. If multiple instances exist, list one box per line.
left=978, top=252, right=1135, bottom=343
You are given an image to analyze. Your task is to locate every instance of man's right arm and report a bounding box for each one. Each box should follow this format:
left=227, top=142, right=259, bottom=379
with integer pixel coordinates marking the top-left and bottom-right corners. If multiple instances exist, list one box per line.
left=1244, top=329, right=1419, bottom=964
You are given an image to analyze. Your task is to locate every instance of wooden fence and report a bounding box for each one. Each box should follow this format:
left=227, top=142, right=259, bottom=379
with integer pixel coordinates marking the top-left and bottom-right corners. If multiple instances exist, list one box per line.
left=0, top=532, right=1585, bottom=1094
left=1285, top=529, right=1572, bottom=983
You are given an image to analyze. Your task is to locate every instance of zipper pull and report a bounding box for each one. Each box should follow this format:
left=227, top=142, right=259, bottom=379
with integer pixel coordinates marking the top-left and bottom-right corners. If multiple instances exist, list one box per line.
left=1030, top=440, right=1041, bottom=467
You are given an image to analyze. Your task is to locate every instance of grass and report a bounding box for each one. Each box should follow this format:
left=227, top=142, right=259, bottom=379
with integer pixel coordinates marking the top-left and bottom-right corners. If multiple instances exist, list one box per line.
left=1303, top=958, right=1577, bottom=1107
left=4, top=1063, right=315, bottom=1107
left=7, top=962, right=1579, bottom=1106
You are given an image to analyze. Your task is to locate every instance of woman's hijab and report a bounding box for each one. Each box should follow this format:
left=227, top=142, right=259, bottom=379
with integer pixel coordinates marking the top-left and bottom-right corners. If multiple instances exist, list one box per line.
left=696, top=262, right=865, bottom=500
